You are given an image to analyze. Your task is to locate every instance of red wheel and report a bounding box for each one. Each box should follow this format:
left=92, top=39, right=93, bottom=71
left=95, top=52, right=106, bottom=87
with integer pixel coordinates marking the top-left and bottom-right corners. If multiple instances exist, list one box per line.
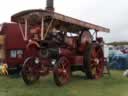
left=90, top=45, right=104, bottom=79
left=84, top=44, right=104, bottom=79
left=22, top=57, right=40, bottom=85
left=53, top=57, right=71, bottom=86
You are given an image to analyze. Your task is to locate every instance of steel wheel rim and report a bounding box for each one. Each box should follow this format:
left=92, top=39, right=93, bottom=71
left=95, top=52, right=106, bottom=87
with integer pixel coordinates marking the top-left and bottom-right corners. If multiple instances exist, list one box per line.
left=23, top=57, right=40, bottom=81
left=55, top=57, right=70, bottom=84
left=91, top=46, right=104, bottom=79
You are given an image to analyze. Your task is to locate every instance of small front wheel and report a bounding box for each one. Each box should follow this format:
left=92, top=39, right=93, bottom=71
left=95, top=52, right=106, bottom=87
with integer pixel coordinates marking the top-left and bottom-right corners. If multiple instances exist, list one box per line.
left=53, top=56, right=71, bottom=86
left=22, top=57, right=40, bottom=85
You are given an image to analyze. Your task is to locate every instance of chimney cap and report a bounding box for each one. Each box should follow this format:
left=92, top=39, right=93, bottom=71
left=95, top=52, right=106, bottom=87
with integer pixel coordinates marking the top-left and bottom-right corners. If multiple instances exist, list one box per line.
left=46, top=0, right=54, bottom=11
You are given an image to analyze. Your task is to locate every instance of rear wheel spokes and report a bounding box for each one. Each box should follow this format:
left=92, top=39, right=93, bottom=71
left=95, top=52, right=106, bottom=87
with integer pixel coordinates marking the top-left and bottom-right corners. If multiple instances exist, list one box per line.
left=91, top=47, right=104, bottom=79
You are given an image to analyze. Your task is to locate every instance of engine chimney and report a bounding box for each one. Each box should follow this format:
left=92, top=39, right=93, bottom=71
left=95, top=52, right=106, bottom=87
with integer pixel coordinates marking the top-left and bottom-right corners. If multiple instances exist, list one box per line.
left=46, top=0, right=54, bottom=12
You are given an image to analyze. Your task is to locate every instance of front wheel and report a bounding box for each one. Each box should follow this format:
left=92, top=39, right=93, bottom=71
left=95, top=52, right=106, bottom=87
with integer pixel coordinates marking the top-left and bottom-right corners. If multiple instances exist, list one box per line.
left=84, top=44, right=104, bottom=79
left=53, top=56, right=71, bottom=86
left=22, top=57, right=40, bottom=85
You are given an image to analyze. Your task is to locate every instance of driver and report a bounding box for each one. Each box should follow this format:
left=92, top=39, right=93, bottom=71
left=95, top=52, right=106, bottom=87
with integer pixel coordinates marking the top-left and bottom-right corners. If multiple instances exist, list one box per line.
left=30, top=25, right=41, bottom=41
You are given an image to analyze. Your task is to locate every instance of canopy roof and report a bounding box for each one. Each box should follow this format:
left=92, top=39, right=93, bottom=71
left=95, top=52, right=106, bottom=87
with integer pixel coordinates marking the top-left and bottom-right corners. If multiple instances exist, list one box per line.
left=11, top=9, right=110, bottom=32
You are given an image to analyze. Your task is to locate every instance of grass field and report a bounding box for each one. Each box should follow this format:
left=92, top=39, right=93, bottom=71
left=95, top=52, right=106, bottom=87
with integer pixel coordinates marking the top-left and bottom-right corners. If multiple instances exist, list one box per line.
left=0, top=70, right=128, bottom=96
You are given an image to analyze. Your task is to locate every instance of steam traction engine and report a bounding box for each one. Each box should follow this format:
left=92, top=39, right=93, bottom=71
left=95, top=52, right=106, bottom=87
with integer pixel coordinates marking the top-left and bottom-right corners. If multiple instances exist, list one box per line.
left=11, top=0, right=110, bottom=86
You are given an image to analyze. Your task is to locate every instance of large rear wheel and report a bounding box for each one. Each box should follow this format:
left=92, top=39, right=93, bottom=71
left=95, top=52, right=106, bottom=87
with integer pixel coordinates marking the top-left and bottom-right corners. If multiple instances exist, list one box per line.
left=22, top=57, right=40, bottom=85
left=84, top=44, right=104, bottom=79
left=53, top=56, right=71, bottom=86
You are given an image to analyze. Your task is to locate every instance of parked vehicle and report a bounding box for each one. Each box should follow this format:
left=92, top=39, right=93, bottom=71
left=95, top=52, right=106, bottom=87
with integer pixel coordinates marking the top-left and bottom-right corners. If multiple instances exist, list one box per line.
left=0, top=23, right=34, bottom=73
left=0, top=23, right=26, bottom=72
left=11, top=0, right=110, bottom=86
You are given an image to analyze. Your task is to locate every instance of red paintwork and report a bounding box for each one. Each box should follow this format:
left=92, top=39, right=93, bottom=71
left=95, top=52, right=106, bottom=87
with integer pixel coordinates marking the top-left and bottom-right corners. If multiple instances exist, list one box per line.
left=3, top=23, right=26, bottom=49
left=79, top=31, right=92, bottom=52
left=59, top=48, right=83, bottom=65
left=1, top=23, right=29, bottom=68
left=73, top=56, right=83, bottom=65
left=59, top=48, right=74, bottom=57
left=65, top=37, right=77, bottom=48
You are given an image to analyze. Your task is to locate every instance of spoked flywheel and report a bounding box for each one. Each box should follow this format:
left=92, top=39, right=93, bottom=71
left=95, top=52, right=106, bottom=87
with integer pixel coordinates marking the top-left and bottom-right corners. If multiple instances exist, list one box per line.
left=84, top=44, right=104, bottom=79
left=53, top=56, right=71, bottom=86
left=22, top=57, right=40, bottom=85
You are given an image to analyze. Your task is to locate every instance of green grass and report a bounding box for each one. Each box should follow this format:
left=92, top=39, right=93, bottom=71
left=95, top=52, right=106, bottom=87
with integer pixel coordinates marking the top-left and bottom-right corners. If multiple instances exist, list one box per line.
left=0, top=70, right=128, bottom=96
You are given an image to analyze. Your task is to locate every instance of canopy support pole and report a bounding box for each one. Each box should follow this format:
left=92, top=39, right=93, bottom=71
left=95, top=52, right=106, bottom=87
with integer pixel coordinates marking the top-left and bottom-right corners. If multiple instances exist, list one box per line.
left=18, top=23, right=25, bottom=40
left=44, top=18, right=54, bottom=40
left=24, top=18, right=28, bottom=41
left=41, top=17, right=44, bottom=40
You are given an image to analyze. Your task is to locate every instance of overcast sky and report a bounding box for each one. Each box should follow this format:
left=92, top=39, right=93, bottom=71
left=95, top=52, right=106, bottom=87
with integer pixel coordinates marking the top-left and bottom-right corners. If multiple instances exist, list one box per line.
left=0, top=0, right=128, bottom=42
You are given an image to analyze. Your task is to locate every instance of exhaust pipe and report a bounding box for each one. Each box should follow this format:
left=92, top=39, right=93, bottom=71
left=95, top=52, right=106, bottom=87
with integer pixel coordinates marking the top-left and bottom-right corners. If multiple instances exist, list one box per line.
left=46, top=0, right=54, bottom=11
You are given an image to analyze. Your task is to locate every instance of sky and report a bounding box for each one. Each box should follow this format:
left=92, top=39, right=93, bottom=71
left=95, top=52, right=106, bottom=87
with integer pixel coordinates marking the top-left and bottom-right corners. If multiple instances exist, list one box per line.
left=0, top=0, right=128, bottom=42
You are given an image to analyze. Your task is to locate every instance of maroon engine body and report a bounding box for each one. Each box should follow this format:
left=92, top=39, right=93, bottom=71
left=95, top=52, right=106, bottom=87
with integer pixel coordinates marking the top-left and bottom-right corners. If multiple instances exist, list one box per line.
left=10, top=0, right=109, bottom=86
left=22, top=28, right=105, bottom=86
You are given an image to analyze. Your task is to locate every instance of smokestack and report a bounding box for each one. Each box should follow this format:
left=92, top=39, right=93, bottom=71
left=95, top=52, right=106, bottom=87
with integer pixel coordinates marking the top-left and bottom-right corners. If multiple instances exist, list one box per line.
left=46, top=0, right=54, bottom=12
